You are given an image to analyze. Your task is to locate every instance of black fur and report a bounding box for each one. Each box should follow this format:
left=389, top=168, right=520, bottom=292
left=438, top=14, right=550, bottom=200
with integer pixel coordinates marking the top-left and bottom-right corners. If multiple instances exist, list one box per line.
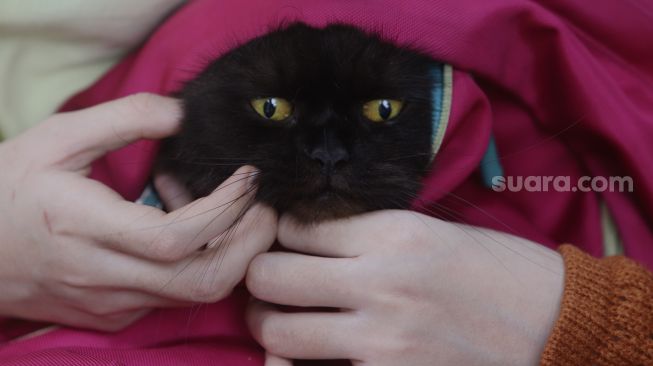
left=158, top=23, right=438, bottom=222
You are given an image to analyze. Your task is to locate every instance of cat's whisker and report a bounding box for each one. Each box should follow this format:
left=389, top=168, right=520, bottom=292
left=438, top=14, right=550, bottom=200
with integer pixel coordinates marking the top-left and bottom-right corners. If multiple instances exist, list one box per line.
left=214, top=191, right=257, bottom=257
left=382, top=187, right=561, bottom=273
left=431, top=189, right=560, bottom=261
left=180, top=185, right=254, bottom=259
left=442, top=192, right=557, bottom=259
left=105, top=172, right=262, bottom=242
left=410, top=202, right=522, bottom=278
left=155, top=183, right=258, bottom=296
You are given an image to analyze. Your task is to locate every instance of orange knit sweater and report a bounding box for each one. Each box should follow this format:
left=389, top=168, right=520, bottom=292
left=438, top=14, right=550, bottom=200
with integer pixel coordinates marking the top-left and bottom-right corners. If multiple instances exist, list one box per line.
left=540, top=245, right=653, bottom=365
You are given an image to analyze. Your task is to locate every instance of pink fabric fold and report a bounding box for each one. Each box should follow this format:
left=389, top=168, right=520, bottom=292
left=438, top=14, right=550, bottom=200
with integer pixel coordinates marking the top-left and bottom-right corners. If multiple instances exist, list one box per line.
left=2, top=0, right=651, bottom=364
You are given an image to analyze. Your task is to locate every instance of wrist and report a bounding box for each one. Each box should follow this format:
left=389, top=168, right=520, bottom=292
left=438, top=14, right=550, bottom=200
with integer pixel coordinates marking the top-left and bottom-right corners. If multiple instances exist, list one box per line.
left=470, top=231, right=565, bottom=365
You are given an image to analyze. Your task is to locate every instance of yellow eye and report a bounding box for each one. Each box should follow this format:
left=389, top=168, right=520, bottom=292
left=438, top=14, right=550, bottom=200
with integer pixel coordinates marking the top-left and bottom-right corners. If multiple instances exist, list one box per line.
left=362, top=99, right=403, bottom=122
left=251, top=97, right=293, bottom=121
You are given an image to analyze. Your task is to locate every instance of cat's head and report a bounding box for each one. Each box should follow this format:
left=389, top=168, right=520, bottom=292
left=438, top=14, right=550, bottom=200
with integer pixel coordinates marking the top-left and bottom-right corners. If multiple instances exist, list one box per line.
left=162, top=23, right=438, bottom=222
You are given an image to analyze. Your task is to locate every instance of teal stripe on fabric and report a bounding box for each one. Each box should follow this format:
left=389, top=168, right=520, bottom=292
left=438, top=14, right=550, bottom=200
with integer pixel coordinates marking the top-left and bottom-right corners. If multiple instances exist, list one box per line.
left=480, top=135, right=504, bottom=188
left=136, top=183, right=163, bottom=209
left=430, top=64, right=445, bottom=160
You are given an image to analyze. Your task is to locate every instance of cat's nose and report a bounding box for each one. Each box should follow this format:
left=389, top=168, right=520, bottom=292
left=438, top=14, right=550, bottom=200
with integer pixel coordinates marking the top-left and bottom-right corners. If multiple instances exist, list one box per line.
left=309, top=145, right=349, bottom=171
left=306, top=128, right=350, bottom=172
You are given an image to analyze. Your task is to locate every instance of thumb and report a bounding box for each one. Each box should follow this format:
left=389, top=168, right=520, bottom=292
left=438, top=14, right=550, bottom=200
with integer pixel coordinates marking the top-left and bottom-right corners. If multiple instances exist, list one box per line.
left=154, top=173, right=194, bottom=211
left=42, top=93, right=181, bottom=171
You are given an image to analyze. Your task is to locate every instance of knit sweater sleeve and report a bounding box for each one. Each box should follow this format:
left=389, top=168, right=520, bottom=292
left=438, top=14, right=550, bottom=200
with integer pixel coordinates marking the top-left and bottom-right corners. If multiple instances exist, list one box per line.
left=540, top=244, right=653, bottom=365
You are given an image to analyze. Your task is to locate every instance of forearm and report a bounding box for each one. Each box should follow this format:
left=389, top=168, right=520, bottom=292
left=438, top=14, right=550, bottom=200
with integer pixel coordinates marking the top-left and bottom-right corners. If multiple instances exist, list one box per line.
left=541, top=245, right=653, bottom=365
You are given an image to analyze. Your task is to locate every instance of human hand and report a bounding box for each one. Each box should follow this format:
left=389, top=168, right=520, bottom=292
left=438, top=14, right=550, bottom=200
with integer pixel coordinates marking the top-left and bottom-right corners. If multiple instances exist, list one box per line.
left=0, top=94, right=277, bottom=331
left=246, top=210, right=564, bottom=365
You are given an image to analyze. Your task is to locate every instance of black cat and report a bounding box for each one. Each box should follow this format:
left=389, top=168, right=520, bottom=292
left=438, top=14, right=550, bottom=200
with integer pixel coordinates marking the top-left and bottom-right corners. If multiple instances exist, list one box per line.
left=158, top=22, right=439, bottom=223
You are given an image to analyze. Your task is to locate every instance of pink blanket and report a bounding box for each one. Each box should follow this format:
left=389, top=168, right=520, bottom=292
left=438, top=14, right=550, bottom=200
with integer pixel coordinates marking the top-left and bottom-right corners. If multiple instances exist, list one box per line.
left=2, top=0, right=652, bottom=364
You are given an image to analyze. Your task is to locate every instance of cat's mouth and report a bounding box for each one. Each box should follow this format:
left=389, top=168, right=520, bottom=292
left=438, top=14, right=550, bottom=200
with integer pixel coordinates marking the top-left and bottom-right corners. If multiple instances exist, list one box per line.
left=276, top=170, right=372, bottom=222
left=308, top=186, right=346, bottom=204
left=294, top=188, right=371, bottom=223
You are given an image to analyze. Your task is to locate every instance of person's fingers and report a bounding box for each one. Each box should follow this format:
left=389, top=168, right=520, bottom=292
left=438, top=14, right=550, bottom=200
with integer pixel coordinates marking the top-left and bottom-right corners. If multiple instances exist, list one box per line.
left=199, top=203, right=278, bottom=285
left=91, top=204, right=275, bottom=302
left=154, top=173, right=194, bottom=211
left=129, top=165, right=259, bottom=261
left=247, top=300, right=358, bottom=360
left=91, top=309, right=151, bottom=332
left=59, top=287, right=191, bottom=317
left=54, top=307, right=149, bottom=332
left=72, top=166, right=258, bottom=261
left=41, top=94, right=182, bottom=171
left=265, top=353, right=293, bottom=366
left=247, top=252, right=363, bottom=309
left=278, top=210, right=430, bottom=258
left=277, top=215, right=353, bottom=258
left=150, top=203, right=277, bottom=302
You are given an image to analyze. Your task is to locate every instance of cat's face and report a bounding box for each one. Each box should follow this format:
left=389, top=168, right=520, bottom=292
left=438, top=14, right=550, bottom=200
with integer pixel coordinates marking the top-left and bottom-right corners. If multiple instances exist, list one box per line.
left=161, top=23, right=437, bottom=222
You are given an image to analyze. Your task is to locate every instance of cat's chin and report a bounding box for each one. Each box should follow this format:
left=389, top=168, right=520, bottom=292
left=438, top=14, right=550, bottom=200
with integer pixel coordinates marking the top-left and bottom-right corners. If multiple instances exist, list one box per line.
left=281, top=194, right=369, bottom=224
